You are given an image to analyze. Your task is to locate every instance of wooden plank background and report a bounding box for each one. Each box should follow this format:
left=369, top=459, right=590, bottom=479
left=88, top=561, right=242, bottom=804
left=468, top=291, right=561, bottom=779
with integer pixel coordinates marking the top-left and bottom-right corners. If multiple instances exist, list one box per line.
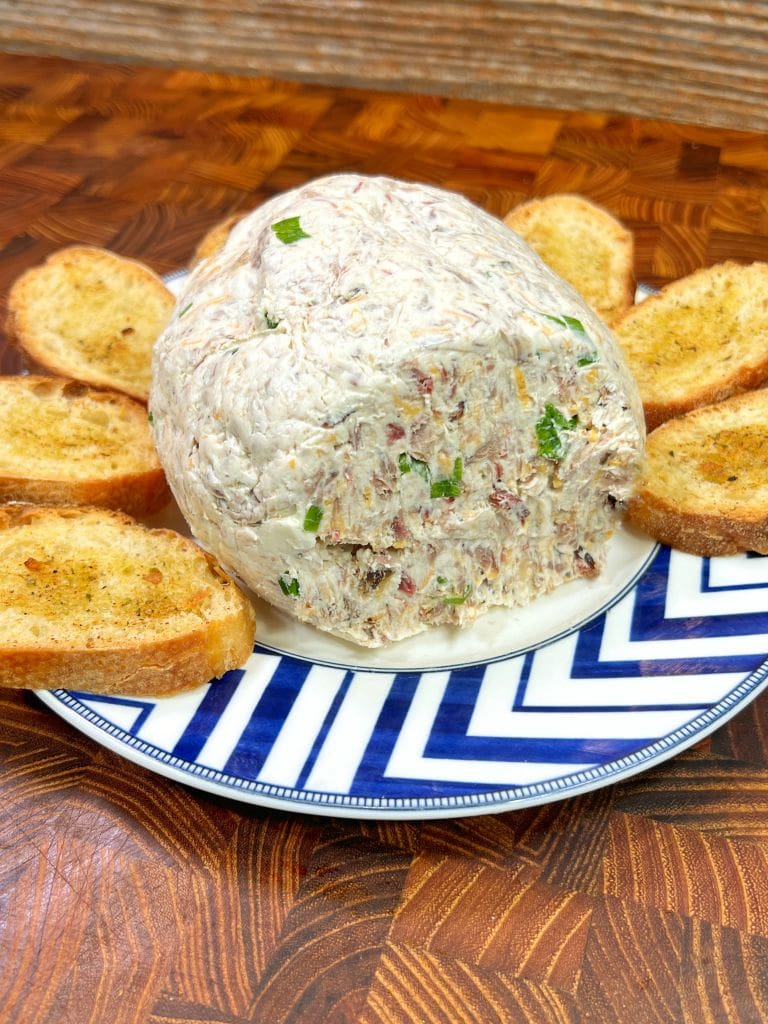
left=1, top=1, right=768, bottom=131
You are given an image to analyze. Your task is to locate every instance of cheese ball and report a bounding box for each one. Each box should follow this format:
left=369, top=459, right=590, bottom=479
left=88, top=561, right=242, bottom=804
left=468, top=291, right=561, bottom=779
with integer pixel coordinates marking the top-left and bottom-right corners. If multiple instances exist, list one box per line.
left=150, top=174, right=644, bottom=647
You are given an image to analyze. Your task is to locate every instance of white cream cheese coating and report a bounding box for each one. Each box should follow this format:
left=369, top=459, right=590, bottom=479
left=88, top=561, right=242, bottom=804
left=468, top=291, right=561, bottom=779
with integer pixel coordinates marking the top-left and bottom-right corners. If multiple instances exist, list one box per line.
left=150, top=174, right=645, bottom=646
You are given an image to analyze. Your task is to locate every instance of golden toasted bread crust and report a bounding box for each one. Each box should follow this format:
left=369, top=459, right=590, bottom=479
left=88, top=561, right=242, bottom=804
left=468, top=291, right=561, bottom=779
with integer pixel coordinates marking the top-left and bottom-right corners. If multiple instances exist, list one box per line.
left=191, top=214, right=241, bottom=265
left=0, top=375, right=170, bottom=515
left=0, top=505, right=256, bottom=694
left=504, top=193, right=635, bottom=324
left=625, top=389, right=768, bottom=556
left=613, top=261, right=768, bottom=431
left=5, top=246, right=175, bottom=402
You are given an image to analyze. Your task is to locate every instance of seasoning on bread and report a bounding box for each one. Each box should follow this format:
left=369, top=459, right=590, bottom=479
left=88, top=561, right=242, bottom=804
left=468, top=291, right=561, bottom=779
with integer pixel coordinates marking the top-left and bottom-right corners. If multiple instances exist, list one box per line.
left=5, top=246, right=175, bottom=402
left=625, top=389, right=768, bottom=556
left=191, top=214, right=241, bottom=265
left=0, top=504, right=256, bottom=694
left=0, top=375, right=170, bottom=515
left=503, top=194, right=634, bottom=324
left=613, top=261, right=768, bottom=432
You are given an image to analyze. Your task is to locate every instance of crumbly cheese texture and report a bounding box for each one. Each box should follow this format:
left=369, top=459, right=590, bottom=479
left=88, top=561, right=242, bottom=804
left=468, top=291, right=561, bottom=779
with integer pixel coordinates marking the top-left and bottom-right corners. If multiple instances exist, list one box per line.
left=150, top=174, right=645, bottom=647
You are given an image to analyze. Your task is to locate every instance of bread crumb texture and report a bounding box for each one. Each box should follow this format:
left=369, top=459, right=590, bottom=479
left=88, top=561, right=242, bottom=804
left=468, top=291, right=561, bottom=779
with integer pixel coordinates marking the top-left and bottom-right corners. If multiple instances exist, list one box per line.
left=0, top=376, right=160, bottom=479
left=0, top=507, right=249, bottom=648
left=627, top=389, right=768, bottom=555
left=6, top=247, right=175, bottom=401
left=504, top=194, right=634, bottom=323
left=638, top=397, right=768, bottom=516
left=614, top=261, right=768, bottom=425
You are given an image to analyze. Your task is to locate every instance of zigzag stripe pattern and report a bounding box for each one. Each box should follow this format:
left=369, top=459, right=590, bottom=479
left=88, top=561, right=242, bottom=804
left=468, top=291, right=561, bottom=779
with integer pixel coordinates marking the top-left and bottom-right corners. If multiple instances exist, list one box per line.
left=44, top=543, right=768, bottom=815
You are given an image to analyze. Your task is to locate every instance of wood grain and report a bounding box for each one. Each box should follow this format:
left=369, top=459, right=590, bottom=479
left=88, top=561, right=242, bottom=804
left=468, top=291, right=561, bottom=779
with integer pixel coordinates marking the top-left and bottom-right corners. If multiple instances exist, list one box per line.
left=2, top=2, right=768, bottom=131
left=4, top=51, right=768, bottom=1023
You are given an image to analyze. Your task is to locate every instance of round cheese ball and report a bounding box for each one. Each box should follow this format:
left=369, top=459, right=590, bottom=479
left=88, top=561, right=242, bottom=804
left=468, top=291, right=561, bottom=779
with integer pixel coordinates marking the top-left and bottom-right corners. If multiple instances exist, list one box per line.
left=150, top=174, right=644, bottom=647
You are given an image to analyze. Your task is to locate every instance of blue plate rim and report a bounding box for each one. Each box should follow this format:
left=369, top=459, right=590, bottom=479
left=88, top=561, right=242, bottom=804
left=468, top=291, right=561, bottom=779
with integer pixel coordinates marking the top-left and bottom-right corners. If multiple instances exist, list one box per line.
left=36, top=654, right=768, bottom=819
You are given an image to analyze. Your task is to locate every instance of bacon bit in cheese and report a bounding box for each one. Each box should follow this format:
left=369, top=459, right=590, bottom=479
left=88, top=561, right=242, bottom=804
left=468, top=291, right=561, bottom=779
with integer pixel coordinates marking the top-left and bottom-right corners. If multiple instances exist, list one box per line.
left=411, top=367, right=434, bottom=395
left=398, top=573, right=417, bottom=596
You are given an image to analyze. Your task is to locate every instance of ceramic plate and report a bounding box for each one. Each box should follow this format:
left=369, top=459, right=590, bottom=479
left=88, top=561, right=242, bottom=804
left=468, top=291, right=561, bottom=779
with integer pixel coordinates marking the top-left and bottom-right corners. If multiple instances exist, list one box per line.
left=36, top=277, right=768, bottom=819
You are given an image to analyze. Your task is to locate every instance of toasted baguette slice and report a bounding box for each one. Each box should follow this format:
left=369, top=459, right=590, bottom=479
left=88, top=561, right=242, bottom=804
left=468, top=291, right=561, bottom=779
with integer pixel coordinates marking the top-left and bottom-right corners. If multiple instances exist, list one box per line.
left=613, top=261, right=768, bottom=431
left=503, top=194, right=634, bottom=324
left=0, top=375, right=170, bottom=515
left=625, top=389, right=768, bottom=556
left=5, top=246, right=175, bottom=402
left=0, top=505, right=256, bottom=694
left=191, top=213, right=241, bottom=265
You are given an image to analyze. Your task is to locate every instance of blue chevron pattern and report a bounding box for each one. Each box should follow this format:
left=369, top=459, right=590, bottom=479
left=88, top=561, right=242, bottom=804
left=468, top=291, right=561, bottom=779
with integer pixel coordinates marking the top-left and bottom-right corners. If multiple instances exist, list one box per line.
left=41, top=544, right=768, bottom=817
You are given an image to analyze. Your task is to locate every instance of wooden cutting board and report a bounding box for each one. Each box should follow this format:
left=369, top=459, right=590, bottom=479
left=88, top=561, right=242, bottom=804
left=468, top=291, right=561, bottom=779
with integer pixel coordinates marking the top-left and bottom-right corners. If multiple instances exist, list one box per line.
left=2, top=50, right=768, bottom=1024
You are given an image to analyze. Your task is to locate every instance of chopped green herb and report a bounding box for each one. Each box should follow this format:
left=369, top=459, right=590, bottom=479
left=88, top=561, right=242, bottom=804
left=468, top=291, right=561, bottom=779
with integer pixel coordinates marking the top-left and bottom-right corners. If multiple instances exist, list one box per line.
left=430, top=478, right=461, bottom=498
left=535, top=403, right=579, bottom=461
left=443, top=584, right=472, bottom=606
left=430, top=456, right=463, bottom=499
left=562, top=315, right=586, bottom=333
left=271, top=216, right=311, bottom=244
left=543, top=313, right=585, bottom=333
left=178, top=302, right=193, bottom=318
left=398, top=452, right=431, bottom=484
left=436, top=575, right=448, bottom=586
left=147, top=411, right=154, bottom=424
left=544, top=312, right=597, bottom=365
left=228, top=346, right=240, bottom=355
left=577, top=350, right=599, bottom=367
left=278, top=574, right=300, bottom=598
left=264, top=312, right=280, bottom=329
left=303, top=504, right=323, bottom=532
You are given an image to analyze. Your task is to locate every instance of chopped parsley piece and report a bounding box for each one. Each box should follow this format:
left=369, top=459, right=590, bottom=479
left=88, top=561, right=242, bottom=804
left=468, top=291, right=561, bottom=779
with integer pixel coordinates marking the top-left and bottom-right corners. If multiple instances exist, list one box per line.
left=178, top=302, right=193, bottom=318
left=430, top=478, right=461, bottom=498
left=545, top=313, right=598, bottom=366
left=278, top=574, right=300, bottom=598
left=443, top=584, right=472, bottom=606
left=436, top=575, right=448, bottom=585
left=147, top=411, right=154, bottom=424
left=271, top=216, right=311, bottom=244
left=264, top=312, right=280, bottom=329
left=398, top=452, right=431, bottom=483
left=430, top=457, right=463, bottom=499
left=303, top=504, right=323, bottom=532
left=535, top=403, right=578, bottom=461
left=562, top=314, right=586, bottom=333
left=543, top=313, right=566, bottom=327
left=543, top=313, right=586, bottom=333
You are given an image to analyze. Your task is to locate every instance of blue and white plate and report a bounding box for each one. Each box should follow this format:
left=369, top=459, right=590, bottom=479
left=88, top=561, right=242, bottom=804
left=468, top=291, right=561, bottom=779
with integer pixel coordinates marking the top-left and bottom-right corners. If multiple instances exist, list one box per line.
left=35, top=277, right=768, bottom=818
left=36, top=526, right=768, bottom=818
